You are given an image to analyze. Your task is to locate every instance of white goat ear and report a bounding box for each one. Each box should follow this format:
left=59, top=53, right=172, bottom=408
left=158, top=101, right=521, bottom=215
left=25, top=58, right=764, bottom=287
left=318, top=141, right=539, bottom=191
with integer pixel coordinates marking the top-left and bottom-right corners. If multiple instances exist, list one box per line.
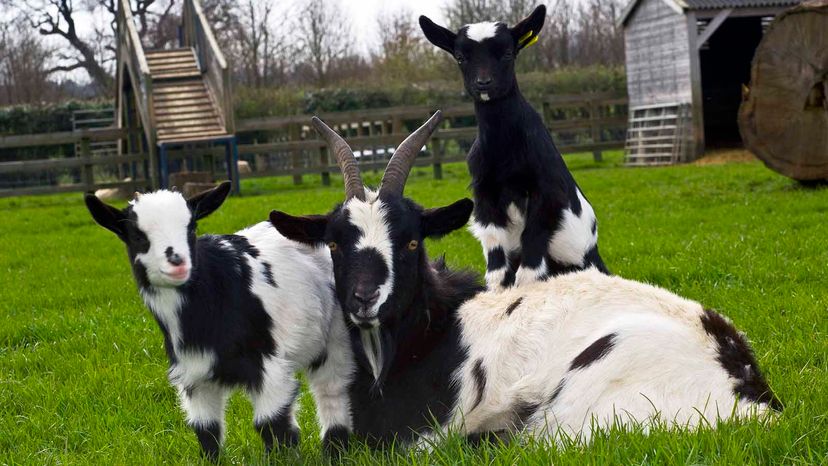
left=419, top=15, right=457, bottom=54
left=511, top=5, right=546, bottom=51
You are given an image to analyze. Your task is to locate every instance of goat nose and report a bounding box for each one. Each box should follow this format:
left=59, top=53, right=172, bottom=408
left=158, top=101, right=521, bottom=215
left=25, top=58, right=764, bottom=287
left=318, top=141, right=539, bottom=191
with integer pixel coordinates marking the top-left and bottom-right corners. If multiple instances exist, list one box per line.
left=354, top=288, right=380, bottom=307
left=168, top=253, right=184, bottom=266
left=476, top=76, right=492, bottom=86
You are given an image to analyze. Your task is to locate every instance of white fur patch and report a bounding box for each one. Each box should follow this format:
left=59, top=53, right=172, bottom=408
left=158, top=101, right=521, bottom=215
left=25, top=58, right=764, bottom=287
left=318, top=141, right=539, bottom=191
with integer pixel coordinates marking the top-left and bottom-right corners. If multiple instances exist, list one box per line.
left=249, top=356, right=298, bottom=424
left=445, top=269, right=771, bottom=441
left=168, top=350, right=216, bottom=389
left=141, top=287, right=185, bottom=350
left=548, top=189, right=598, bottom=267
left=345, top=192, right=394, bottom=319
left=131, top=190, right=193, bottom=287
left=178, top=382, right=229, bottom=435
left=465, top=22, right=501, bottom=42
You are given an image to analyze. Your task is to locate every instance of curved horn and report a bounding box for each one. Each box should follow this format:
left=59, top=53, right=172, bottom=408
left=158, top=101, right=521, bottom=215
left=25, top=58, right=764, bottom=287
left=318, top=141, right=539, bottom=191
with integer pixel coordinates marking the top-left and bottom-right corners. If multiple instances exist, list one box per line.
left=380, top=110, right=443, bottom=198
left=311, top=116, right=365, bottom=201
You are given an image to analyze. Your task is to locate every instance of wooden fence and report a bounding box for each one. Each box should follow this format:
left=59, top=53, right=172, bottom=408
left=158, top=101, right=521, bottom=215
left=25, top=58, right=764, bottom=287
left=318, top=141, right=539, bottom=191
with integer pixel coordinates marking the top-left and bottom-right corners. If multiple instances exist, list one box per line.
left=0, top=93, right=627, bottom=197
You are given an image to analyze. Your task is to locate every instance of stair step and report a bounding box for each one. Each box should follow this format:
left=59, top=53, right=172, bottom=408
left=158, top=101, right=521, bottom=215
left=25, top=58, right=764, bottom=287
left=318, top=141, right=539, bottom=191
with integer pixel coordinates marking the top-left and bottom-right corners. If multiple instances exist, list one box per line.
left=154, top=99, right=214, bottom=111
left=157, top=117, right=221, bottom=128
left=154, top=90, right=210, bottom=101
left=149, top=62, right=199, bottom=73
left=155, top=105, right=217, bottom=116
left=158, top=128, right=227, bottom=141
left=146, top=49, right=195, bottom=58
left=151, top=70, right=202, bottom=80
left=157, top=131, right=230, bottom=144
left=154, top=84, right=206, bottom=95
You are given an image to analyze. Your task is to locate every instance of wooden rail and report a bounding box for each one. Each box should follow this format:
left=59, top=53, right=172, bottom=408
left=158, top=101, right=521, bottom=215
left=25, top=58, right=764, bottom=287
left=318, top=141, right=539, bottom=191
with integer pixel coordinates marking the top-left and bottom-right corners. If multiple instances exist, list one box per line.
left=0, top=94, right=627, bottom=197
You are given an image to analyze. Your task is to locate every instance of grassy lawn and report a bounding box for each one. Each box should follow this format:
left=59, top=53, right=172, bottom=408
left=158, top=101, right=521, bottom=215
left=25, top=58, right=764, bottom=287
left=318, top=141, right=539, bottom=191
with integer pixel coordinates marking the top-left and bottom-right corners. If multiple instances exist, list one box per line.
left=1, top=152, right=826, bottom=464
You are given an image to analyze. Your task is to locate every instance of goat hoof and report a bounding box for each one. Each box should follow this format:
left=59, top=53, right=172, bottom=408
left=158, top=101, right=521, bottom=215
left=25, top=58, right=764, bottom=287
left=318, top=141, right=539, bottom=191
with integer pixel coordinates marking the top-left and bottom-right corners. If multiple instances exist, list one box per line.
left=322, top=425, right=350, bottom=455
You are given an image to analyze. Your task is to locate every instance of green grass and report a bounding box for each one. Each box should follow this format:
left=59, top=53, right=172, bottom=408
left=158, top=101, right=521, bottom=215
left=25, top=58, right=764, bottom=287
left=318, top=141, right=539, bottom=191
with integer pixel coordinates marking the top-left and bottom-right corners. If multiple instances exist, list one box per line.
left=1, top=152, right=826, bottom=464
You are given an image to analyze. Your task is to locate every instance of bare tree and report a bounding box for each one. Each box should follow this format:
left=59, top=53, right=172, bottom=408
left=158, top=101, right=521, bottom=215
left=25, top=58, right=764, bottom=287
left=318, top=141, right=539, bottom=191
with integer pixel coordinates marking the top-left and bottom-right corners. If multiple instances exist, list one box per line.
left=0, top=23, right=61, bottom=105
left=374, top=8, right=439, bottom=82
left=231, top=0, right=291, bottom=88
left=7, top=0, right=178, bottom=93
left=295, top=0, right=353, bottom=86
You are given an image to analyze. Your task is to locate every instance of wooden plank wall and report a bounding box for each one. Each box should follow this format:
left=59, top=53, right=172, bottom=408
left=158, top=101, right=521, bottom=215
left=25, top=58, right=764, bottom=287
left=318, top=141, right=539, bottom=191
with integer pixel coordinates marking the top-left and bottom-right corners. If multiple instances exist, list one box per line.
left=624, top=0, right=693, bottom=107
left=0, top=94, right=627, bottom=197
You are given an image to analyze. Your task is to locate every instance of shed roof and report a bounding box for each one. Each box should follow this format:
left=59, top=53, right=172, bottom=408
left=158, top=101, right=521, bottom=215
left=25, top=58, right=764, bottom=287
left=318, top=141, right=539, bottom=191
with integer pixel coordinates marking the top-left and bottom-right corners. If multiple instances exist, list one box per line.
left=620, top=0, right=801, bottom=25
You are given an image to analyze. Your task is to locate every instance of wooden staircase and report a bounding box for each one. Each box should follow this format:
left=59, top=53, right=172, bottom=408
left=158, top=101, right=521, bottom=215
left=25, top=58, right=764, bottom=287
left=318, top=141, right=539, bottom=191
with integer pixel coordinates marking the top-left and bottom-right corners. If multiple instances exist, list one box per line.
left=115, top=0, right=237, bottom=191
left=147, top=49, right=228, bottom=143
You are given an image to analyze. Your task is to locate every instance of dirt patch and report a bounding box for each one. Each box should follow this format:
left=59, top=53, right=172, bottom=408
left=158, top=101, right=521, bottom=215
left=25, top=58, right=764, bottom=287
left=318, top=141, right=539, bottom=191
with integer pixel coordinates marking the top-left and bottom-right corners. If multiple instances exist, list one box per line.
left=694, top=149, right=758, bottom=166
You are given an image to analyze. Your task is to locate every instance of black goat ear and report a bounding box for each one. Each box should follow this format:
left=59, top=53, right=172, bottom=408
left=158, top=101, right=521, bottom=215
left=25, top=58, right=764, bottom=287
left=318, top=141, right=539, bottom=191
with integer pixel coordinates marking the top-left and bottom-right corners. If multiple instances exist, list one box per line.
left=419, top=15, right=457, bottom=54
left=269, top=210, right=328, bottom=245
left=187, top=181, right=231, bottom=221
left=422, top=198, right=474, bottom=238
left=84, top=193, right=128, bottom=240
left=511, top=4, right=546, bottom=52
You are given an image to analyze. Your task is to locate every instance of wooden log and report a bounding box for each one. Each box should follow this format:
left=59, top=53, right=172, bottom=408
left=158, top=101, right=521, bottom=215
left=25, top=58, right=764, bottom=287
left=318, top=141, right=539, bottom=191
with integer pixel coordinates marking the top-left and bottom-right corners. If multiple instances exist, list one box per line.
left=739, top=0, right=828, bottom=181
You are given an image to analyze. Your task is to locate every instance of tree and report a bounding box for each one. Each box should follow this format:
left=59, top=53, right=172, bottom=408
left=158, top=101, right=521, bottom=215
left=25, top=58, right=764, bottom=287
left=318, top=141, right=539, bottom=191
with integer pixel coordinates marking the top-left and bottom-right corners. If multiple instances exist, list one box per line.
left=295, top=0, right=352, bottom=86
left=8, top=0, right=178, bottom=93
left=0, top=23, right=61, bottom=105
left=231, top=0, right=292, bottom=88
left=374, top=8, right=439, bottom=83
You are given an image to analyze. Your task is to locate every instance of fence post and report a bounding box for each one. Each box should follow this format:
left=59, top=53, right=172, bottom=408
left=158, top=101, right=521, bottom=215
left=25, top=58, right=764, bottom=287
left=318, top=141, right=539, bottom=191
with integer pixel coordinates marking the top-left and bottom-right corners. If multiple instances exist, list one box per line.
left=81, top=137, right=94, bottom=190
left=590, top=99, right=603, bottom=162
left=319, top=143, right=330, bottom=186
left=432, top=135, right=443, bottom=180
left=290, top=123, right=302, bottom=185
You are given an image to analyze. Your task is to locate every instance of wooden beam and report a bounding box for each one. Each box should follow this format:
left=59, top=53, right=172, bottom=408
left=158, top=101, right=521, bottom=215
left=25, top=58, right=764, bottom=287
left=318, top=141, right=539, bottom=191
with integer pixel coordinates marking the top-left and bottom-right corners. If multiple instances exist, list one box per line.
left=686, top=11, right=705, bottom=158
left=697, top=8, right=732, bottom=50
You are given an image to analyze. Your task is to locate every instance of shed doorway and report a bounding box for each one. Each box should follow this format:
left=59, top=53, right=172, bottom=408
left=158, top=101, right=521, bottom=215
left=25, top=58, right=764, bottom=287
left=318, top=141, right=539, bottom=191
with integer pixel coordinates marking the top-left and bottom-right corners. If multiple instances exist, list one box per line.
left=699, top=16, right=764, bottom=148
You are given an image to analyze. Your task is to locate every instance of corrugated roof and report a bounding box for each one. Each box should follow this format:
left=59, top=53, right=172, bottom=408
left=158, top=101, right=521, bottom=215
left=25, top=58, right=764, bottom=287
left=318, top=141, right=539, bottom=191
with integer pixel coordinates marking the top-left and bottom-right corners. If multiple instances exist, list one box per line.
left=682, top=0, right=800, bottom=9
left=620, top=0, right=802, bottom=25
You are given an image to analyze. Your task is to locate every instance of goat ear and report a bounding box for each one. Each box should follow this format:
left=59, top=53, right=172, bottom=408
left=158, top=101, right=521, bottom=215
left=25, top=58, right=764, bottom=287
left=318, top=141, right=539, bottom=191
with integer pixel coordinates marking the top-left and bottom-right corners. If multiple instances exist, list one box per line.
left=187, top=181, right=231, bottom=221
left=269, top=210, right=328, bottom=245
left=419, top=15, right=457, bottom=54
left=84, top=193, right=128, bottom=240
left=422, top=198, right=474, bottom=238
left=511, top=4, right=546, bottom=52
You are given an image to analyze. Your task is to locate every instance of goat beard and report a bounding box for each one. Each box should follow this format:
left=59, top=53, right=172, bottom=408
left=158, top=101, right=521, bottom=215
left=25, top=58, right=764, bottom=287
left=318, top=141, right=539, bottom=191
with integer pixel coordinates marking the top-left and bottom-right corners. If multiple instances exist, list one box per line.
left=360, top=326, right=384, bottom=385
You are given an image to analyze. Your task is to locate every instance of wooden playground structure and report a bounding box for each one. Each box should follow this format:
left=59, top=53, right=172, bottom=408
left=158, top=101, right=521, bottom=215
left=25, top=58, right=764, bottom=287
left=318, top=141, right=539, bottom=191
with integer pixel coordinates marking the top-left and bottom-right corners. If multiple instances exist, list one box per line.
left=116, top=0, right=238, bottom=192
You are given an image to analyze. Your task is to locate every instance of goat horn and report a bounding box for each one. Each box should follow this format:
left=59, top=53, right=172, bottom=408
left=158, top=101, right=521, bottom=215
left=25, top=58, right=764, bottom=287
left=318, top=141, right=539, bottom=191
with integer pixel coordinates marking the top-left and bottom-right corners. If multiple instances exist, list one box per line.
left=380, top=110, right=443, bottom=198
left=311, top=116, right=365, bottom=201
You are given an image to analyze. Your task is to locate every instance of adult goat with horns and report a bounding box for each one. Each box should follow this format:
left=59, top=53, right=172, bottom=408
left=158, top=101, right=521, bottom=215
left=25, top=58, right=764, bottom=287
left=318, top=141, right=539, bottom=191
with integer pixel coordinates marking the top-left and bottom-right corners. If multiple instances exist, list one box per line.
left=269, top=111, right=781, bottom=447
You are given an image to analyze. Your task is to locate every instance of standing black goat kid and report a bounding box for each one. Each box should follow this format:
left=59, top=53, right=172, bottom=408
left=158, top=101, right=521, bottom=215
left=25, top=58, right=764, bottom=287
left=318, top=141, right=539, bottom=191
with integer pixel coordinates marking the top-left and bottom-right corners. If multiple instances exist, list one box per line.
left=420, top=5, right=609, bottom=289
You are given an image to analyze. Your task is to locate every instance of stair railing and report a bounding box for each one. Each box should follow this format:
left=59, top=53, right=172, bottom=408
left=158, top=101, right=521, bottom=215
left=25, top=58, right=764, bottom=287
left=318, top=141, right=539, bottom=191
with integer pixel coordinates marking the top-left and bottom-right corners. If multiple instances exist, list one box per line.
left=182, top=0, right=234, bottom=133
left=117, top=0, right=156, bottom=146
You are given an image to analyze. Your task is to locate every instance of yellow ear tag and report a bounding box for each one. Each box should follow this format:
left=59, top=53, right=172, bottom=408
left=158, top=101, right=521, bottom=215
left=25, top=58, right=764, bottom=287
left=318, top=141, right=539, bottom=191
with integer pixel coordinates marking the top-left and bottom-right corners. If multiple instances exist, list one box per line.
left=518, top=30, right=537, bottom=48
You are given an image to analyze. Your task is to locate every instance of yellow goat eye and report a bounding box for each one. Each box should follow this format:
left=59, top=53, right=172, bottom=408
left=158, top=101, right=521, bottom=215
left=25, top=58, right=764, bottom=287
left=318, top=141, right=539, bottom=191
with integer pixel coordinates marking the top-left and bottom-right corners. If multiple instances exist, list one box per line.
left=408, top=240, right=419, bottom=251
left=328, top=242, right=338, bottom=251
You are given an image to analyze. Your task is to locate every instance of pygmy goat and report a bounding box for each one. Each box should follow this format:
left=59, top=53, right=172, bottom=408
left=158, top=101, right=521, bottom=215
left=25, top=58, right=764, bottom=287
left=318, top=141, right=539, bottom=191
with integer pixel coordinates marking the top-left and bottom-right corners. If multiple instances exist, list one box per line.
left=421, top=5, right=609, bottom=290
left=270, top=112, right=780, bottom=447
left=84, top=182, right=353, bottom=458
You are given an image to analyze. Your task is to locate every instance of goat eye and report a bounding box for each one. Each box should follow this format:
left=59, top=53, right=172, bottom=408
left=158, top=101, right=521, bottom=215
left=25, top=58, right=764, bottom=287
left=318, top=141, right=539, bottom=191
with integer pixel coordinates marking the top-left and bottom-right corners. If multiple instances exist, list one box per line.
left=455, top=55, right=465, bottom=64
left=328, top=242, right=338, bottom=251
left=407, top=240, right=419, bottom=251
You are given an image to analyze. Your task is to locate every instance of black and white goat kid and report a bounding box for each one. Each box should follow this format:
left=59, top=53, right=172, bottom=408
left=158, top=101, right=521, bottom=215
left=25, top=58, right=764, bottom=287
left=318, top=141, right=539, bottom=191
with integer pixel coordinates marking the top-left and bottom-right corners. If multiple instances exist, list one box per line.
left=270, top=112, right=781, bottom=447
left=84, top=182, right=353, bottom=458
left=420, top=5, right=609, bottom=289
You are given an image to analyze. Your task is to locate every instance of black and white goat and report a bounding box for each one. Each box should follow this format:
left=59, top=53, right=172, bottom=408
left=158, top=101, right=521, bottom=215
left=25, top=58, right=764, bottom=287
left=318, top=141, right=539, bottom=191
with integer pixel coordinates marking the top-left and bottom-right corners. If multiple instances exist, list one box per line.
left=420, top=6, right=609, bottom=290
left=270, top=112, right=781, bottom=447
left=84, top=182, right=353, bottom=458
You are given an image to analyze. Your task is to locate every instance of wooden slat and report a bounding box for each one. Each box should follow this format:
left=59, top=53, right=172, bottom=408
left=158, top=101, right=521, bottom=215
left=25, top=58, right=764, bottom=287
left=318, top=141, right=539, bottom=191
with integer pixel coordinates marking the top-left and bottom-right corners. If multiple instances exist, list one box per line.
left=151, top=70, right=202, bottom=80
left=154, top=99, right=214, bottom=110
left=153, top=90, right=211, bottom=101
left=154, top=83, right=205, bottom=93
left=157, top=119, right=221, bottom=130
left=155, top=105, right=216, bottom=116
left=145, top=49, right=195, bottom=58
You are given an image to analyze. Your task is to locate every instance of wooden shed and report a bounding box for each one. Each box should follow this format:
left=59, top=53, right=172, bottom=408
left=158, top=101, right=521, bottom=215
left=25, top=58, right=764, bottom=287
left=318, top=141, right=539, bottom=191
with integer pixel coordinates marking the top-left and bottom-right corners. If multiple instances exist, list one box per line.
left=620, top=0, right=801, bottom=165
